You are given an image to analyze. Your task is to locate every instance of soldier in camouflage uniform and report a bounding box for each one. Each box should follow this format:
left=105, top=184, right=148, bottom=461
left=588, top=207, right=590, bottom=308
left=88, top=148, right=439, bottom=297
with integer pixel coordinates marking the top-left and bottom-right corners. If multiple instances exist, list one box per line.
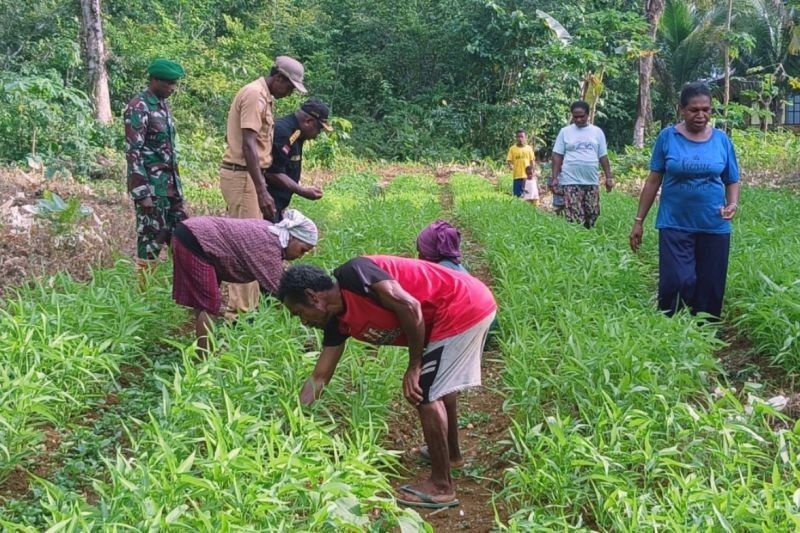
left=124, top=59, right=187, bottom=265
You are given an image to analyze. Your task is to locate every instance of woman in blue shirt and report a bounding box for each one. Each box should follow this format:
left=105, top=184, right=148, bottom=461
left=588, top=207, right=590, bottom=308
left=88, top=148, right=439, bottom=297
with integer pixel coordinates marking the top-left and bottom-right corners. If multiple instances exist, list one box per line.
left=629, top=83, right=741, bottom=318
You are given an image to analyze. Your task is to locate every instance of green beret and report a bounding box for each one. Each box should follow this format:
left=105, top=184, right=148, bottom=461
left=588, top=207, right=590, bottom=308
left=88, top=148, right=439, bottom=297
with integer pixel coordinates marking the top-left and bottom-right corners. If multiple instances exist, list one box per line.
left=147, top=59, right=185, bottom=81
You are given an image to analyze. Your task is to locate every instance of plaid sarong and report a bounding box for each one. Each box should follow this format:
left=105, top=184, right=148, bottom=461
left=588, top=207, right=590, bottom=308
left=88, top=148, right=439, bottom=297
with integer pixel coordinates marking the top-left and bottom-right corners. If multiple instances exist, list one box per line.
left=171, top=235, right=222, bottom=314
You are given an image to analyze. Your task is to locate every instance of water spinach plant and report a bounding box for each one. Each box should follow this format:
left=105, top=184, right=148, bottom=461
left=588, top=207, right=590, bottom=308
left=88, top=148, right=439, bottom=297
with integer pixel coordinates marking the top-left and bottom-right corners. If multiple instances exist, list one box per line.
left=3, top=172, right=442, bottom=531
left=450, top=174, right=800, bottom=530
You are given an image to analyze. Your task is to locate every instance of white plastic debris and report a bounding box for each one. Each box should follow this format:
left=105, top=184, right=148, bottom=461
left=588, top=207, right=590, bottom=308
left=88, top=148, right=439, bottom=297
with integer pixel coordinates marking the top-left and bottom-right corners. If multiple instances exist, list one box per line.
left=766, top=395, right=789, bottom=412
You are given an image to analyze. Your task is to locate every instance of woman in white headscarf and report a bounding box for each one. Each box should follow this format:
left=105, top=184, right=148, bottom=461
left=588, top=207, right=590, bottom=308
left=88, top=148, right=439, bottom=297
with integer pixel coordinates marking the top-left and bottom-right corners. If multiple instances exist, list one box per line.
left=171, top=209, right=318, bottom=351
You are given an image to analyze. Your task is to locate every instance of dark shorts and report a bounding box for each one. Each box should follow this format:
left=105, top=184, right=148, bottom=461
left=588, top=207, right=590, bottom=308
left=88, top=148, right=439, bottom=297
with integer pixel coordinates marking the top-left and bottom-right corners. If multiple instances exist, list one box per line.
left=171, top=235, right=221, bottom=315
left=512, top=178, right=525, bottom=197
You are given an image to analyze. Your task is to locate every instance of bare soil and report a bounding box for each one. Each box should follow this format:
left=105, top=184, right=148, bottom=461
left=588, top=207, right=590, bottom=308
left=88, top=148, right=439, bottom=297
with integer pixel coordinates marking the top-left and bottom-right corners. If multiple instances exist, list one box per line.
left=385, top=355, right=510, bottom=531
left=0, top=168, right=136, bottom=299
left=0, top=166, right=345, bottom=299
left=381, top=178, right=513, bottom=531
left=0, top=427, right=61, bottom=501
left=716, top=327, right=800, bottom=426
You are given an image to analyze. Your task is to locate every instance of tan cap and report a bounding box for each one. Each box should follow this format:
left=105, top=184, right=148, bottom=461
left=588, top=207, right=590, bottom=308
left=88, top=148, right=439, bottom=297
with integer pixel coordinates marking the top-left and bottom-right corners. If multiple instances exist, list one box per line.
left=274, top=56, right=307, bottom=94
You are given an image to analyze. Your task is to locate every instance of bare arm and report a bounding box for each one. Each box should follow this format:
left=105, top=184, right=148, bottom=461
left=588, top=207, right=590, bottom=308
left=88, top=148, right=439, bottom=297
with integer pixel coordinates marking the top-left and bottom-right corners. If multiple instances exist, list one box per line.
left=300, top=342, right=347, bottom=405
left=629, top=170, right=664, bottom=252
left=263, top=171, right=323, bottom=200
left=599, top=155, right=614, bottom=192
left=721, top=182, right=740, bottom=220
left=242, top=129, right=276, bottom=219
left=550, top=153, right=564, bottom=186
left=370, top=279, right=426, bottom=404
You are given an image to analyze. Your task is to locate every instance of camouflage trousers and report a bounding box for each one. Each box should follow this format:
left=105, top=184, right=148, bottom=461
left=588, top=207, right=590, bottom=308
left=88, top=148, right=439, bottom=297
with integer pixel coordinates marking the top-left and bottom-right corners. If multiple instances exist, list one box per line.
left=563, top=185, right=600, bottom=229
left=135, top=196, right=187, bottom=259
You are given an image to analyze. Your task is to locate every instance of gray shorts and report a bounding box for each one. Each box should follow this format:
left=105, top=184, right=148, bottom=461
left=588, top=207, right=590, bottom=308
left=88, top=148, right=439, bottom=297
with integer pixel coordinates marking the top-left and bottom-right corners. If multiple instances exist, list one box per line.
left=419, top=311, right=496, bottom=403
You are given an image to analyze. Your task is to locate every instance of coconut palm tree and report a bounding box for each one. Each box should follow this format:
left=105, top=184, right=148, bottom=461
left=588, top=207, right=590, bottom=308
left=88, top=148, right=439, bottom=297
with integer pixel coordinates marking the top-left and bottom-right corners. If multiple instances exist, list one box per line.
left=634, top=0, right=666, bottom=148
left=655, top=0, right=727, bottom=113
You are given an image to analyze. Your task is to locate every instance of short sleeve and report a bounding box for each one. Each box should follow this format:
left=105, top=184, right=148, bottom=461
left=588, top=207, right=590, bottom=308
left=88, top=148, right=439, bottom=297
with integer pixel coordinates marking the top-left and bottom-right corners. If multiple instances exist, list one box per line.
left=322, top=316, right=349, bottom=347
left=506, top=146, right=514, bottom=161
left=527, top=146, right=536, bottom=162
left=649, top=128, right=668, bottom=173
left=553, top=129, right=566, bottom=155
left=333, top=257, right=393, bottom=299
left=238, top=87, right=264, bottom=131
left=596, top=128, right=608, bottom=158
left=266, top=121, right=291, bottom=174
left=721, top=135, right=740, bottom=184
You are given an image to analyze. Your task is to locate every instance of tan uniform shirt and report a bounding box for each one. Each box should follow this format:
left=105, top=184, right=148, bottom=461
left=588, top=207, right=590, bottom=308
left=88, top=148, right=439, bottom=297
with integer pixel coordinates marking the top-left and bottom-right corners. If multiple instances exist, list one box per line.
left=222, top=78, right=275, bottom=168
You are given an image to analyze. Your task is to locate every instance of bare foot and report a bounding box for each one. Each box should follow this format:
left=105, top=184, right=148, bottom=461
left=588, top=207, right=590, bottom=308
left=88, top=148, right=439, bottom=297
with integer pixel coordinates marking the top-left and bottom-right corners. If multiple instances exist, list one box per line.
left=414, top=445, right=466, bottom=468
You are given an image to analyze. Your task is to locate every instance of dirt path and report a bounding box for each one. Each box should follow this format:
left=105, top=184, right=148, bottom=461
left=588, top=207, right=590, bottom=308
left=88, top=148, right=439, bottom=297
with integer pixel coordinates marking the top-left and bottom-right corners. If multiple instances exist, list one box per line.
left=383, top=175, right=512, bottom=531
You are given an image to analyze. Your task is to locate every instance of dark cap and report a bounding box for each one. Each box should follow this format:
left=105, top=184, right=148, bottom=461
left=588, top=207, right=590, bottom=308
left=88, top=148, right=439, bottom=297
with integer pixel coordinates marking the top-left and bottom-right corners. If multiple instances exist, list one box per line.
left=301, top=98, right=333, bottom=131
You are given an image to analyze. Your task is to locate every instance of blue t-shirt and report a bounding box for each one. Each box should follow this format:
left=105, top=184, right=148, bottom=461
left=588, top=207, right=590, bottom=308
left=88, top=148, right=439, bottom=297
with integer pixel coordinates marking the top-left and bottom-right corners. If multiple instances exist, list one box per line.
left=650, top=126, right=740, bottom=234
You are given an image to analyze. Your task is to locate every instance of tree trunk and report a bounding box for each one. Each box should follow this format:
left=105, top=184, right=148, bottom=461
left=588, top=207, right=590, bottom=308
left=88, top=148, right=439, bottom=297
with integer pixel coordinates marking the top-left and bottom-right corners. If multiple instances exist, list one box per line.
left=723, top=0, right=733, bottom=123
left=633, top=0, right=665, bottom=148
left=80, top=0, right=112, bottom=124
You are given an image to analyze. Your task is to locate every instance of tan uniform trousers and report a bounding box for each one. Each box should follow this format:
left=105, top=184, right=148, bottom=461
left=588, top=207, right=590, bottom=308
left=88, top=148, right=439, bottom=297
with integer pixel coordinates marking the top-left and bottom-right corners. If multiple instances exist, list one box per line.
left=219, top=167, right=262, bottom=316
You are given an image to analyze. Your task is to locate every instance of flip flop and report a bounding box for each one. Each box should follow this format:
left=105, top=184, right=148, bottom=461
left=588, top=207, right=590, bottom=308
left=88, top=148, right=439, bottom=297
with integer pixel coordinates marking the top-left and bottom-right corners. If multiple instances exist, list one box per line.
left=396, top=485, right=460, bottom=509
left=415, top=446, right=466, bottom=468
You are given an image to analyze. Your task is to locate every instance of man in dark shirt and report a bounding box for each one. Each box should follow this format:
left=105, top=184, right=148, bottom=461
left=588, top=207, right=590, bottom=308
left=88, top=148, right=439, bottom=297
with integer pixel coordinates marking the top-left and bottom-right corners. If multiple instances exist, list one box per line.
left=264, top=98, right=331, bottom=221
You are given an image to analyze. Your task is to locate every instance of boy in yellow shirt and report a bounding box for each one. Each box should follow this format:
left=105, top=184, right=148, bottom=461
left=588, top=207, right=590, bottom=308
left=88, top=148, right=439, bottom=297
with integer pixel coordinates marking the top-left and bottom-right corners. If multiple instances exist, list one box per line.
left=506, top=129, right=536, bottom=198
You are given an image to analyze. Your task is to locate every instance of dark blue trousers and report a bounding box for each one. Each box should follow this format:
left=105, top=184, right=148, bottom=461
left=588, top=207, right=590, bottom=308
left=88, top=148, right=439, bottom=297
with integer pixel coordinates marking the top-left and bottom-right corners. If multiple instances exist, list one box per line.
left=658, top=228, right=731, bottom=319
left=512, top=178, right=524, bottom=197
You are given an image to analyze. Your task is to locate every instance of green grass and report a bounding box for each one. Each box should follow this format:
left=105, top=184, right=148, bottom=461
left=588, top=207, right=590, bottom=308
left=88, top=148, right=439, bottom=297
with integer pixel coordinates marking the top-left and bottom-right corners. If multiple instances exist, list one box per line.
left=3, top=167, right=797, bottom=530
left=725, top=187, right=800, bottom=369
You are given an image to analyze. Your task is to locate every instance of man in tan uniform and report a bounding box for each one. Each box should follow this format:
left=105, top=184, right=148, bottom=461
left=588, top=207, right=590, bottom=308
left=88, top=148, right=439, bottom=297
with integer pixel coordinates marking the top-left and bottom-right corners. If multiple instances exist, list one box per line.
left=220, top=56, right=307, bottom=316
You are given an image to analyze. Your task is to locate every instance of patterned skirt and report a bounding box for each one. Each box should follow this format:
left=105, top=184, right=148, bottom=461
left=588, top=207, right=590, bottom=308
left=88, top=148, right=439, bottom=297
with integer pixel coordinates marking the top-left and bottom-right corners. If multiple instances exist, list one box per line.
left=563, top=185, right=600, bottom=228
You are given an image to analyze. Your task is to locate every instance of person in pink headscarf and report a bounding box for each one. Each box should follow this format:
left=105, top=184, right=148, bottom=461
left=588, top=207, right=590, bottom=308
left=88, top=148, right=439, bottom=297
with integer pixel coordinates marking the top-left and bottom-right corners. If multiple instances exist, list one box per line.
left=413, top=219, right=498, bottom=468
left=415, top=220, right=468, bottom=273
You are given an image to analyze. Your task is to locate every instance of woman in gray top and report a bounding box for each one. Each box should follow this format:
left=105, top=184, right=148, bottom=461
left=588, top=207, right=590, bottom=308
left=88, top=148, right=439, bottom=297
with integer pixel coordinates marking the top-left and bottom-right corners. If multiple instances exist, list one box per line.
left=550, top=101, right=615, bottom=228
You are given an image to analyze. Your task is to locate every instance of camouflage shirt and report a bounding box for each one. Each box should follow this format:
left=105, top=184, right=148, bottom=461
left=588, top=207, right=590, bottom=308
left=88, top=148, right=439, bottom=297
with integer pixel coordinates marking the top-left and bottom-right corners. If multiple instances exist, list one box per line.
left=124, top=89, right=182, bottom=200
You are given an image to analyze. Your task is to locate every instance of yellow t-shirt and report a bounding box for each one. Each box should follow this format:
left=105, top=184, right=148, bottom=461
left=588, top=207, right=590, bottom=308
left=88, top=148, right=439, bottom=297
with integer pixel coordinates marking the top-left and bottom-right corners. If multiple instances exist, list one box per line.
left=506, top=144, right=536, bottom=179
left=222, top=78, right=275, bottom=168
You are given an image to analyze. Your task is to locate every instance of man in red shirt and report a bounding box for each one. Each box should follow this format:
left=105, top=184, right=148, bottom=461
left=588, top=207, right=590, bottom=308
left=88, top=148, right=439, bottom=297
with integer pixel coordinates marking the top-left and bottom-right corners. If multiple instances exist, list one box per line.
left=277, top=255, right=497, bottom=509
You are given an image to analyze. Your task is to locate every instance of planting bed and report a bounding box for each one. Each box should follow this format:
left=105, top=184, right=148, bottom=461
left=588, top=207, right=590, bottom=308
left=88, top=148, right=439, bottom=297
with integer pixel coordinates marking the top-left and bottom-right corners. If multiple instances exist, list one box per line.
left=2, top=167, right=798, bottom=531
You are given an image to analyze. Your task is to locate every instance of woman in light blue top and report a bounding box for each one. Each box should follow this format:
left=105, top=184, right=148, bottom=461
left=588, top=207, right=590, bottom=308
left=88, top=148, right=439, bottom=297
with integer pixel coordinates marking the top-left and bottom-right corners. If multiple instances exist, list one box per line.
left=630, top=82, right=741, bottom=318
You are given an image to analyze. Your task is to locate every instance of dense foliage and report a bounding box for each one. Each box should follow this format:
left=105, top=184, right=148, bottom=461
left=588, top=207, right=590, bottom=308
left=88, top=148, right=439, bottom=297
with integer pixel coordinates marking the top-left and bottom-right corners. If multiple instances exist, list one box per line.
left=3, top=0, right=798, bottom=171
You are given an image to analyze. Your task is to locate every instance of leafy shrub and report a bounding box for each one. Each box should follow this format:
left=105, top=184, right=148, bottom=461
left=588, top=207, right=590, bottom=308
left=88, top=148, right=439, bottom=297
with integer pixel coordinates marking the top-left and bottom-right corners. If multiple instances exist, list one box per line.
left=0, top=72, right=116, bottom=177
left=731, top=128, right=800, bottom=182
left=304, top=117, right=354, bottom=169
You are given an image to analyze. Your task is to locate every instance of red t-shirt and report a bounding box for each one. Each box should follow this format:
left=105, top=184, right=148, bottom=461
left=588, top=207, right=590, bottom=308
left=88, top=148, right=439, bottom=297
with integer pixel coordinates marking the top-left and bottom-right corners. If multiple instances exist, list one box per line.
left=322, top=255, right=496, bottom=347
